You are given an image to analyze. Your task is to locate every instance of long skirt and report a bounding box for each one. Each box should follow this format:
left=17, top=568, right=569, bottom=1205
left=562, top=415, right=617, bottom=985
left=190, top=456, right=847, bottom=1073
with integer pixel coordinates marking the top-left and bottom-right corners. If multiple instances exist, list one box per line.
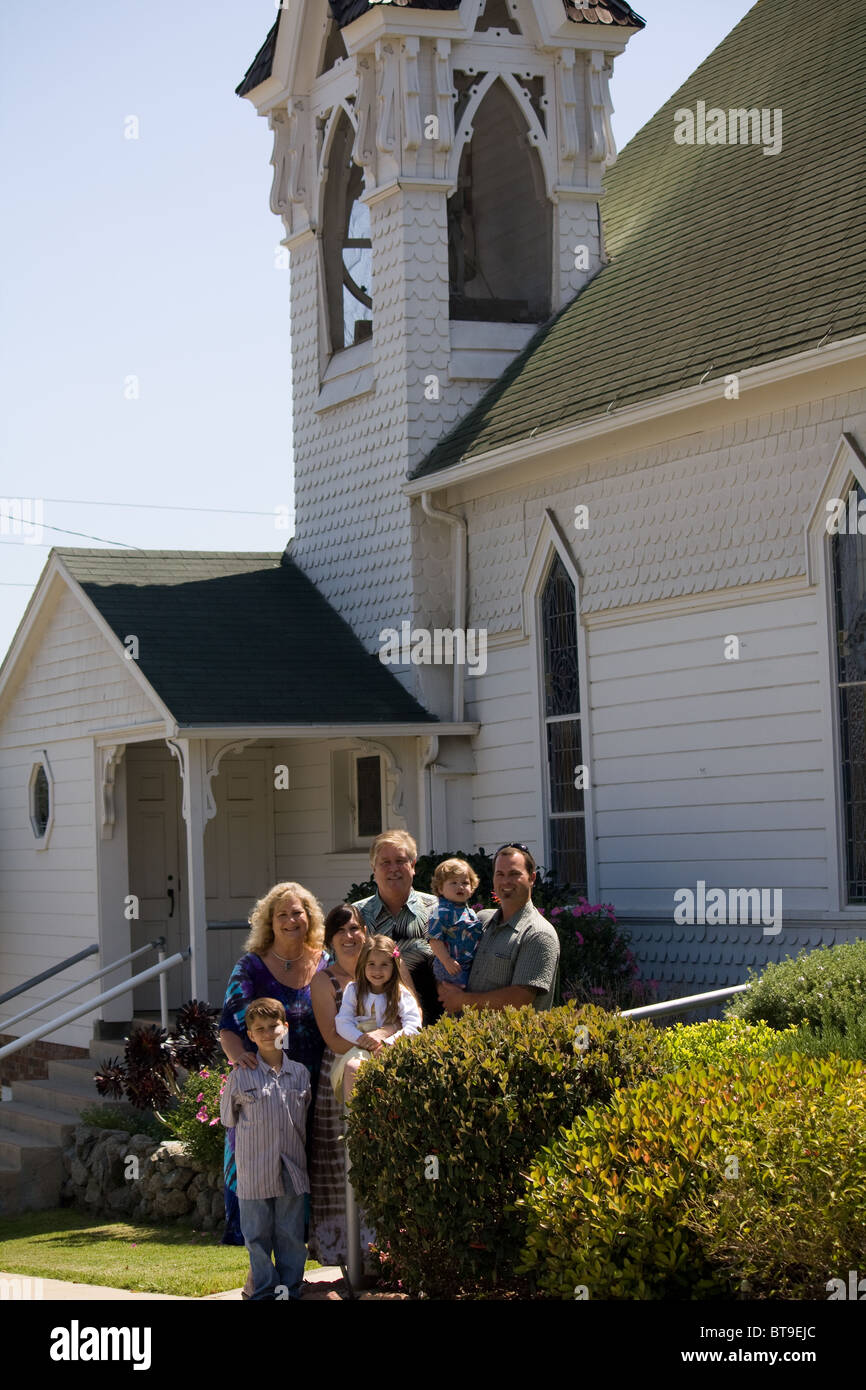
left=307, top=1046, right=375, bottom=1272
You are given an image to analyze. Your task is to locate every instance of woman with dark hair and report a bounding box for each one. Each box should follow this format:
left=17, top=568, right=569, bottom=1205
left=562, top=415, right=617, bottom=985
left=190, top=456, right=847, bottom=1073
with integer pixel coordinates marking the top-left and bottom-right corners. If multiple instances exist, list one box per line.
left=307, top=902, right=378, bottom=1270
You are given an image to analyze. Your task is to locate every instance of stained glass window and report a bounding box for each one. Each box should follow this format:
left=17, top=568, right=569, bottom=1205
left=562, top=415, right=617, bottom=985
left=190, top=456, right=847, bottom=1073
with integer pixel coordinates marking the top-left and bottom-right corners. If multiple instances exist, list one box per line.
left=31, top=764, right=50, bottom=837
left=541, top=556, right=587, bottom=892
left=832, top=482, right=866, bottom=900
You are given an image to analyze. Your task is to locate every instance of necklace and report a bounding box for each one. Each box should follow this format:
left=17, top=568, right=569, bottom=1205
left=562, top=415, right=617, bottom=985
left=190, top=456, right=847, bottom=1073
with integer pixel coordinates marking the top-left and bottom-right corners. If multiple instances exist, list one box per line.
left=270, top=946, right=305, bottom=971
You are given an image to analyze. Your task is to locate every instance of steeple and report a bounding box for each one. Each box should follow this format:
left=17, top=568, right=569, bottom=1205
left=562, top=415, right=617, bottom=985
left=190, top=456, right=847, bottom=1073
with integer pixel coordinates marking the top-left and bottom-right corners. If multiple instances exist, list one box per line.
left=236, top=0, right=644, bottom=706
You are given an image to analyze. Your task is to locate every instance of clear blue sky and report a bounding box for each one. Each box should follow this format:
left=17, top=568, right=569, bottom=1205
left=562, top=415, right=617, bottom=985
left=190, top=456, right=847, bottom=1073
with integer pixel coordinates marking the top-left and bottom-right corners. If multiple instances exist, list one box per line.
left=0, top=0, right=755, bottom=661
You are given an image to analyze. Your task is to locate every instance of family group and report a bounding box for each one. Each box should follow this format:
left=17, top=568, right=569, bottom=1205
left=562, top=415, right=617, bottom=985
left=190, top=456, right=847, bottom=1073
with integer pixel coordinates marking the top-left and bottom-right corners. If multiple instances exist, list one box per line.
left=217, top=829, right=561, bottom=1300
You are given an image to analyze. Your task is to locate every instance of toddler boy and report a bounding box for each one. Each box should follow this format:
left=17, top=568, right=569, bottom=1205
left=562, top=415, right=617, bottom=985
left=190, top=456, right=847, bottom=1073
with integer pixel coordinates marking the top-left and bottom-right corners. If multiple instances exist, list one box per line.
left=426, top=857, right=483, bottom=990
left=220, top=997, right=311, bottom=1301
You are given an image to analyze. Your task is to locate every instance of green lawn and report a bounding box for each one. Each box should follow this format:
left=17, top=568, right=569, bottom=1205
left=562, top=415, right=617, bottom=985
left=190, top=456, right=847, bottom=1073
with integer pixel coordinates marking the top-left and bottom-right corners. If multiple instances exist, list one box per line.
left=0, top=1209, right=319, bottom=1298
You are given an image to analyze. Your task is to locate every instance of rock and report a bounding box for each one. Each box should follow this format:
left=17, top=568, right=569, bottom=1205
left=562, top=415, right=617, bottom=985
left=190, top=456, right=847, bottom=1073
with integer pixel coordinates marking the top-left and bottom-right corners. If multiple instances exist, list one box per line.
left=162, top=1167, right=192, bottom=1191
left=74, top=1126, right=104, bottom=1160
left=195, top=1190, right=212, bottom=1220
left=211, top=1192, right=225, bottom=1221
left=200, top=1215, right=215, bottom=1231
left=90, top=1136, right=129, bottom=1187
left=157, top=1141, right=187, bottom=1163
left=153, top=1188, right=191, bottom=1218
left=84, top=1179, right=102, bottom=1206
left=68, top=1157, right=89, bottom=1188
left=187, top=1173, right=204, bottom=1199
left=106, top=1186, right=135, bottom=1214
left=128, top=1134, right=159, bottom=1158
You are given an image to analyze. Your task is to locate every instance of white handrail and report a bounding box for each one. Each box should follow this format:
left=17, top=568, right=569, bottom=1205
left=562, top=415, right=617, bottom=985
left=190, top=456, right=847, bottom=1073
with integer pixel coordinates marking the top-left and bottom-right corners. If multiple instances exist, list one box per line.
left=0, top=950, right=190, bottom=1062
left=0, top=939, right=167, bottom=1034
left=620, top=981, right=751, bottom=1019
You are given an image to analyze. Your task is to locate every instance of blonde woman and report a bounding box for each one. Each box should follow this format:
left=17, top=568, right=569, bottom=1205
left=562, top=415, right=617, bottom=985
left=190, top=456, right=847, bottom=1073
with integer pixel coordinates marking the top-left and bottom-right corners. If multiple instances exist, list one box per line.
left=218, top=881, right=328, bottom=1254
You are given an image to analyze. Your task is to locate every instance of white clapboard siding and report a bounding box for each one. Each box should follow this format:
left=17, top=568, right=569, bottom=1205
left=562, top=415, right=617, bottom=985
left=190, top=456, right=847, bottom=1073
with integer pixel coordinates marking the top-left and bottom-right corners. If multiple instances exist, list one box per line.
left=0, top=584, right=161, bottom=1048
left=584, top=591, right=831, bottom=913
left=465, top=640, right=541, bottom=855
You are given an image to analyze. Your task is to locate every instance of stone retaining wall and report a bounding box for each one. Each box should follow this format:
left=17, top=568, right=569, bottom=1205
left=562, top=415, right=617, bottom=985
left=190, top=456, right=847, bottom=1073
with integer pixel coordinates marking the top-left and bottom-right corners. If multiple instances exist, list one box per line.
left=61, top=1126, right=226, bottom=1229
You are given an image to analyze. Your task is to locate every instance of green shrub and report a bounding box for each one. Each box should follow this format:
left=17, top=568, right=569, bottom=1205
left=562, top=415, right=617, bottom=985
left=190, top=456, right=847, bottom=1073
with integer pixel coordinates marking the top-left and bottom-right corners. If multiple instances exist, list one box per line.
left=162, top=1065, right=229, bottom=1175
left=78, top=1103, right=169, bottom=1141
left=660, top=1017, right=792, bottom=1071
left=686, top=1061, right=866, bottom=1298
left=519, top=1054, right=864, bottom=1300
left=766, top=1001, right=866, bottom=1063
left=345, top=1002, right=666, bottom=1297
left=726, top=939, right=866, bottom=1032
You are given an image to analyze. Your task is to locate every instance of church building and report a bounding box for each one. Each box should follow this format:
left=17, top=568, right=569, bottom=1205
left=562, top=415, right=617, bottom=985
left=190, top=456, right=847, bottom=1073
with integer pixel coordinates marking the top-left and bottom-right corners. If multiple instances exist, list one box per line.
left=1, top=0, right=865, bottom=1064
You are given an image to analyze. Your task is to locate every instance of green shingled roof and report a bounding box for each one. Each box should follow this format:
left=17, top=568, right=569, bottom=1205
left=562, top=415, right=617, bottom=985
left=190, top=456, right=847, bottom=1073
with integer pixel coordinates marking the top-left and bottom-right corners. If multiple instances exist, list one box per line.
left=413, top=0, right=866, bottom=480
left=58, top=549, right=436, bottom=727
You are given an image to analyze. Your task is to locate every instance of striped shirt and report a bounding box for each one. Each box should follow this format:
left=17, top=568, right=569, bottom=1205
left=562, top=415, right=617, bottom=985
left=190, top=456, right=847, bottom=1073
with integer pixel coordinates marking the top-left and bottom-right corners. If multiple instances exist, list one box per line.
left=220, top=1052, right=311, bottom=1200
left=468, top=901, right=560, bottom=1010
left=353, top=889, right=438, bottom=967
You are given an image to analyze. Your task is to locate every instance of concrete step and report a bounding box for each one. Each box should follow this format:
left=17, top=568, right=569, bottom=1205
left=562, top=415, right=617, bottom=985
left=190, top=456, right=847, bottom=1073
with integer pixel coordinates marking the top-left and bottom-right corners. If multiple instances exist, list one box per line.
left=0, top=1124, right=59, bottom=1166
left=48, top=1057, right=106, bottom=1085
left=0, top=1099, right=79, bottom=1146
left=89, top=1038, right=127, bottom=1062
left=0, top=1123, right=65, bottom=1214
left=12, top=1078, right=112, bottom=1115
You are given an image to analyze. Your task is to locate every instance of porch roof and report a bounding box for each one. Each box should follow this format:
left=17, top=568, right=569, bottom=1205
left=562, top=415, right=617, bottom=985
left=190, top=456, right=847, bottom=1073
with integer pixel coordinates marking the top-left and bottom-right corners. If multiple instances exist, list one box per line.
left=58, top=549, right=438, bottom=728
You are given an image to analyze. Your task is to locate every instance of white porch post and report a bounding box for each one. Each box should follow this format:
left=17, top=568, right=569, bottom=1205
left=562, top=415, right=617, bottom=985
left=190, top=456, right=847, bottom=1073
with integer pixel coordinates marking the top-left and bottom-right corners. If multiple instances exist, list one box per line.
left=167, top=737, right=209, bottom=1001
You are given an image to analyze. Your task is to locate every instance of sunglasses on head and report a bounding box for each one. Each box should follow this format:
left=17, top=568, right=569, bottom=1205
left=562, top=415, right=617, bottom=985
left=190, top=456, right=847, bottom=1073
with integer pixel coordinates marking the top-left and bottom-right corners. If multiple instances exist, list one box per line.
left=492, top=842, right=535, bottom=870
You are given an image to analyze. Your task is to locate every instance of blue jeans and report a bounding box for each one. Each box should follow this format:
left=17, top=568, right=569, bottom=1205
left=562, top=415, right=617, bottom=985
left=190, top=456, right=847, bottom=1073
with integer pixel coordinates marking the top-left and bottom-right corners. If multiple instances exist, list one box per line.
left=238, top=1194, right=307, bottom=1300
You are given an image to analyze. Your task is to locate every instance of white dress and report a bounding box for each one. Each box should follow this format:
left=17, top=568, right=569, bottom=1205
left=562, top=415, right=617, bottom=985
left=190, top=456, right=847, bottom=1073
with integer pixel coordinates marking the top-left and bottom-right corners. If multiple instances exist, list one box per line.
left=330, top=983, right=422, bottom=1095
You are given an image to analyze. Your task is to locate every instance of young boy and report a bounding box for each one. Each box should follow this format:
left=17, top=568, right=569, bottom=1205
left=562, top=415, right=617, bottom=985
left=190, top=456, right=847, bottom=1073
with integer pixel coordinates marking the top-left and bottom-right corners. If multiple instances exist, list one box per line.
left=220, top=997, right=311, bottom=1301
left=426, top=857, right=483, bottom=990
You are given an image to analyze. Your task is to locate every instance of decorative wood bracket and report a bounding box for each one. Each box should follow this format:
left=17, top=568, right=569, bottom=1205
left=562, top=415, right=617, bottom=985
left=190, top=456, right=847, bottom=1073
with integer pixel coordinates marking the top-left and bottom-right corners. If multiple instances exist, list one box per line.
left=100, top=744, right=126, bottom=841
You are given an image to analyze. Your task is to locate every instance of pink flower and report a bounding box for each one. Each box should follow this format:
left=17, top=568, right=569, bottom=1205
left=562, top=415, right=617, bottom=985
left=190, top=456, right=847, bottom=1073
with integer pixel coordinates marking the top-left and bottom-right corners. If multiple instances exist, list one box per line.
left=195, top=1106, right=208, bottom=1122
left=551, top=907, right=563, bottom=919
left=591, top=986, right=605, bottom=995
left=196, top=1093, right=204, bottom=1102
left=574, top=931, right=584, bottom=945
left=209, top=1118, right=219, bottom=1126
left=200, top=1070, right=210, bottom=1079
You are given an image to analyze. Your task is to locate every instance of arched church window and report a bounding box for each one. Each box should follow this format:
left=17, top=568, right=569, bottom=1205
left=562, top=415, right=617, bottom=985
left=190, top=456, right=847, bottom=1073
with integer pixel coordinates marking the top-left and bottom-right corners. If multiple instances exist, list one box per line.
left=832, top=480, right=866, bottom=900
left=541, top=555, right=587, bottom=892
left=448, top=79, right=551, bottom=324
left=322, top=110, right=372, bottom=353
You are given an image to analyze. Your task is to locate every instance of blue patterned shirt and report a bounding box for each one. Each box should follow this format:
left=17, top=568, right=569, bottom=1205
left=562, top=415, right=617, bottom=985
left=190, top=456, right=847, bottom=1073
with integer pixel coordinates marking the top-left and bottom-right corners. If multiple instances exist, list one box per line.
left=426, top=897, right=484, bottom=972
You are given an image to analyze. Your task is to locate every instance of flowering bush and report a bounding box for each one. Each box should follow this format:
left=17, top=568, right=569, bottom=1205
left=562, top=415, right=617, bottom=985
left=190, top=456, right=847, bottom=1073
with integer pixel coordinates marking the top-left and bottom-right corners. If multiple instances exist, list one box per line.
left=162, top=1065, right=229, bottom=1175
left=550, top=901, right=656, bottom=1010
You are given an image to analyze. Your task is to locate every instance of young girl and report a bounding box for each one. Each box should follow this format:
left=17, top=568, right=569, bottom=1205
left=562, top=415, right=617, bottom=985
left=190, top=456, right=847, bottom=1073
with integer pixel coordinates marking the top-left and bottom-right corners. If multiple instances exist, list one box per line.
left=332, top=934, right=422, bottom=1101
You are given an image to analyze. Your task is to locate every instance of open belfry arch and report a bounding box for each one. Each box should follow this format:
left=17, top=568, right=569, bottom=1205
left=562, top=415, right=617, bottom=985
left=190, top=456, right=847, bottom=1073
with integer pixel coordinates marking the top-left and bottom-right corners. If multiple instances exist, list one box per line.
left=236, top=0, right=644, bottom=712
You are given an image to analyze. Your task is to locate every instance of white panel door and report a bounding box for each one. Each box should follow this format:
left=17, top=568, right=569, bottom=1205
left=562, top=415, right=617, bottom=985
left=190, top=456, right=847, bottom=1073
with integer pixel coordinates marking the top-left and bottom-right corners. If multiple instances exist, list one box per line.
left=126, top=746, right=190, bottom=1012
left=205, top=754, right=275, bottom=1011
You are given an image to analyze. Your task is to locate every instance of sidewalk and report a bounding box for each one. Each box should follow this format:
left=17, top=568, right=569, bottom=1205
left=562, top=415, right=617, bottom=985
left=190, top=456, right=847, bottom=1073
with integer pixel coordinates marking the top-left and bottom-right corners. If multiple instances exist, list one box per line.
left=0, top=1266, right=345, bottom=1301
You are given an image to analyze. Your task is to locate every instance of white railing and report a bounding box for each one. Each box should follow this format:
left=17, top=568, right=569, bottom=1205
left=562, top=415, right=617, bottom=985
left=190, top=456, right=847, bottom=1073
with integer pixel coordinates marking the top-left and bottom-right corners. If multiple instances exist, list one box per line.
left=0, top=945, right=99, bottom=1009
left=621, top=981, right=751, bottom=1020
left=0, top=949, right=190, bottom=1062
left=0, top=938, right=169, bottom=1036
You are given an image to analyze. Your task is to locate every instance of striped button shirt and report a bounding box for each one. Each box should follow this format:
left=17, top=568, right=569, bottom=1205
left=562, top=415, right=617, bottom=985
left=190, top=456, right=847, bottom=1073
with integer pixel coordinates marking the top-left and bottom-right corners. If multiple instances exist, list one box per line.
left=220, top=1052, right=311, bottom=1200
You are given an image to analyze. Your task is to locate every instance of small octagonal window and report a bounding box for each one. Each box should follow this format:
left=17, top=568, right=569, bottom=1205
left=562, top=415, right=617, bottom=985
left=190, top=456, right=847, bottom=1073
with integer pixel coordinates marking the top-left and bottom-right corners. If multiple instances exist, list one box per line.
left=29, top=754, right=54, bottom=846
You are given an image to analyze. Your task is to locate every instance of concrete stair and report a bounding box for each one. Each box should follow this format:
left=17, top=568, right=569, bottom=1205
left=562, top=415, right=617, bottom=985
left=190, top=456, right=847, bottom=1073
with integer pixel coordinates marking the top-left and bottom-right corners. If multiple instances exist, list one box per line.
left=0, top=1031, right=148, bottom=1216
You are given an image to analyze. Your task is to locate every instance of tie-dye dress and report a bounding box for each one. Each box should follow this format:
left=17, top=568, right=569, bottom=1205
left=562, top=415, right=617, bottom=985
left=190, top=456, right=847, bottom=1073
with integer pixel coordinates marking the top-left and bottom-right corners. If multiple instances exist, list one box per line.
left=219, top=950, right=327, bottom=1244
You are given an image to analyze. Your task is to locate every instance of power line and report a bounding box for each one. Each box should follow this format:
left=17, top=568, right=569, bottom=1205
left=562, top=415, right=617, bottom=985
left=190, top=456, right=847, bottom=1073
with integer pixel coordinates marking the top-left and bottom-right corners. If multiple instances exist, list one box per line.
left=39, top=498, right=281, bottom=518
left=0, top=515, right=142, bottom=548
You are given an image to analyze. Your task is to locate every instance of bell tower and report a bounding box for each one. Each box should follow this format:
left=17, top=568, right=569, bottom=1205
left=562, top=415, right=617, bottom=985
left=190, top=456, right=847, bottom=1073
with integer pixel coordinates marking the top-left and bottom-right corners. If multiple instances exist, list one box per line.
left=237, top=0, right=644, bottom=708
